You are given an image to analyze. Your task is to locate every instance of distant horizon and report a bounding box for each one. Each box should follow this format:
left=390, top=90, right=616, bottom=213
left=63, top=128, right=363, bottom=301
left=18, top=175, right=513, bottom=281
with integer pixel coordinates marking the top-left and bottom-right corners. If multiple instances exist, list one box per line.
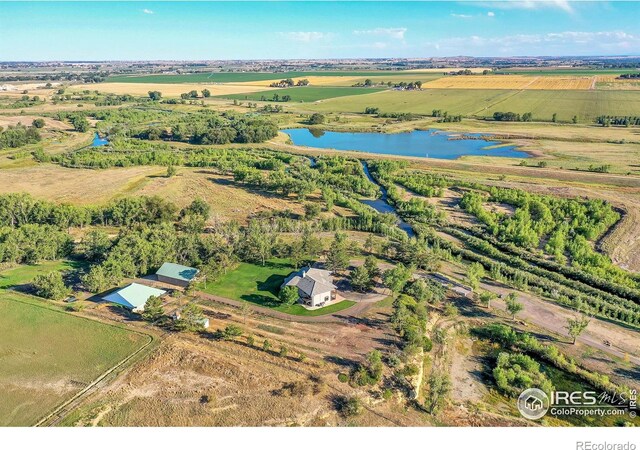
left=2, top=55, right=640, bottom=64
left=1, top=1, right=639, bottom=60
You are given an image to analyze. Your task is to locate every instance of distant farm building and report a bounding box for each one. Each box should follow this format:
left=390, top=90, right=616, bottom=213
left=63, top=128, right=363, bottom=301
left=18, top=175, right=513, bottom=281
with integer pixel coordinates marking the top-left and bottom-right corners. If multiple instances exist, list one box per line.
left=156, top=262, right=199, bottom=287
left=281, top=267, right=336, bottom=308
left=103, top=283, right=166, bottom=312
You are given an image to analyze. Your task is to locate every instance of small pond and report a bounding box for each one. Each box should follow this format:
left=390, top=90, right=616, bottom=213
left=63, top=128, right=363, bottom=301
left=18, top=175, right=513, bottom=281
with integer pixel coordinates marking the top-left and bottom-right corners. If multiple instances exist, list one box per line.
left=92, top=133, right=109, bottom=147
left=282, top=128, right=530, bottom=159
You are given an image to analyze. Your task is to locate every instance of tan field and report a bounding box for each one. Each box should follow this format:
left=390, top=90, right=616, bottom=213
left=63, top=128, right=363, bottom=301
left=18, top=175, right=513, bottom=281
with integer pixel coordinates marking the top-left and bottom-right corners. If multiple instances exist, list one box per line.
left=0, top=115, right=67, bottom=130
left=423, top=75, right=595, bottom=90
left=0, top=164, right=304, bottom=223
left=69, top=82, right=277, bottom=98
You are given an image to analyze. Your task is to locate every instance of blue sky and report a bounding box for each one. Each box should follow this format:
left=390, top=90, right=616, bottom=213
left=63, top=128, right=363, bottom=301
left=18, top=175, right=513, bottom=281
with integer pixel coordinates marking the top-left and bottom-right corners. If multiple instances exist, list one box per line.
left=0, top=1, right=639, bottom=60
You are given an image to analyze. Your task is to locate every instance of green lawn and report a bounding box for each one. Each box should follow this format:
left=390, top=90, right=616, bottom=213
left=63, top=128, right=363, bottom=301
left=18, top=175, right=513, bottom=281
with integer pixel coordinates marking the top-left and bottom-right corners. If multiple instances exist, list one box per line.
left=0, top=260, right=85, bottom=290
left=307, top=88, right=640, bottom=122
left=0, top=293, right=150, bottom=426
left=218, top=86, right=386, bottom=103
left=199, top=258, right=355, bottom=316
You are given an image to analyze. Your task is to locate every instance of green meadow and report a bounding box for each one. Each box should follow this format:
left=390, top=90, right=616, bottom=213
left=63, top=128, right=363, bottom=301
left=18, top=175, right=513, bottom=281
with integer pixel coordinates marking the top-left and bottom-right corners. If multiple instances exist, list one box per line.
left=0, top=293, right=150, bottom=426
left=219, top=86, right=386, bottom=103
left=307, top=89, right=640, bottom=122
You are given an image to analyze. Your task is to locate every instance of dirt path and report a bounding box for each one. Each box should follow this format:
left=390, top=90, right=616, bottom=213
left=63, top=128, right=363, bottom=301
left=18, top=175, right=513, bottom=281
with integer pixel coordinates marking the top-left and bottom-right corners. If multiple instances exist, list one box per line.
left=438, top=265, right=640, bottom=367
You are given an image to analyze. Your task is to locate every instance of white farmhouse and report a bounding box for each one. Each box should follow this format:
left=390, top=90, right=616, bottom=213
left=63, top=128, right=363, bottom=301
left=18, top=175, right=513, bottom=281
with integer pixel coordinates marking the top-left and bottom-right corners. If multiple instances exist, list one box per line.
left=281, top=268, right=337, bottom=308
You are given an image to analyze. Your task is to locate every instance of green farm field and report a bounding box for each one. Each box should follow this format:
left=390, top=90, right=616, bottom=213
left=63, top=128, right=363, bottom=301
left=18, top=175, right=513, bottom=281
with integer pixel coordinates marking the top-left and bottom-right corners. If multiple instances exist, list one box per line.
left=0, top=292, right=151, bottom=426
left=199, top=258, right=355, bottom=316
left=107, top=71, right=432, bottom=84
left=307, top=89, right=640, bottom=122
left=219, top=86, right=386, bottom=103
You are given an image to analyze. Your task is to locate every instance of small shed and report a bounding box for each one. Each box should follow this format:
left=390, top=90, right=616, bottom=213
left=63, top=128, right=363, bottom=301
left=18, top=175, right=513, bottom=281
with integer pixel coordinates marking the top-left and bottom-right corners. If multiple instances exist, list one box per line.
left=156, top=262, right=200, bottom=287
left=103, top=283, right=166, bottom=312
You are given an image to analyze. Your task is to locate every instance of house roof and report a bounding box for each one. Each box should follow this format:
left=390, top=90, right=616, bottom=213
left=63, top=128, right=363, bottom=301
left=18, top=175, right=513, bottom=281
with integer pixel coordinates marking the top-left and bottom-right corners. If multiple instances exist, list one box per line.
left=156, top=262, right=199, bottom=282
left=103, top=283, right=166, bottom=310
left=283, top=268, right=336, bottom=298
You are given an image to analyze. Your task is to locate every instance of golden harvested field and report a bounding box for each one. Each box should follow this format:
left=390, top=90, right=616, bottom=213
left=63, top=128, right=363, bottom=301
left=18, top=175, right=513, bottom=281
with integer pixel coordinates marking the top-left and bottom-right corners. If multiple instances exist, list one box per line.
left=69, top=82, right=277, bottom=98
left=423, top=75, right=595, bottom=90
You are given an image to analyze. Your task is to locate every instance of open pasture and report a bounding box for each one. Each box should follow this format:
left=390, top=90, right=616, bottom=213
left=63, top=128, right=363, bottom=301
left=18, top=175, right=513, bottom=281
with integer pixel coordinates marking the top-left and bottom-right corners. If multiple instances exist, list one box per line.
left=219, top=86, right=386, bottom=103
left=69, top=82, right=275, bottom=98
left=423, top=75, right=595, bottom=90
left=0, top=165, right=305, bottom=223
left=0, top=293, right=150, bottom=426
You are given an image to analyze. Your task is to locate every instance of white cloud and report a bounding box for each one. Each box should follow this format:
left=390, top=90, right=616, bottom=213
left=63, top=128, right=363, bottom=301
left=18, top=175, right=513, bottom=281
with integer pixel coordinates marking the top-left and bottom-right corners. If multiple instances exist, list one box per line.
left=473, top=1, right=574, bottom=13
left=142, top=9, right=154, bottom=15
left=487, top=11, right=495, bottom=17
left=424, top=30, right=640, bottom=55
left=451, top=13, right=473, bottom=18
left=353, top=28, right=407, bottom=40
left=278, top=31, right=334, bottom=43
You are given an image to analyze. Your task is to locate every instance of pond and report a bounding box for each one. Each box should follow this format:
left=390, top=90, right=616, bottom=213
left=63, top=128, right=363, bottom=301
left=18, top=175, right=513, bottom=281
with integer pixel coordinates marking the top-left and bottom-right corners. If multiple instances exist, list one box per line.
left=282, top=128, right=530, bottom=160
left=92, top=133, right=109, bottom=147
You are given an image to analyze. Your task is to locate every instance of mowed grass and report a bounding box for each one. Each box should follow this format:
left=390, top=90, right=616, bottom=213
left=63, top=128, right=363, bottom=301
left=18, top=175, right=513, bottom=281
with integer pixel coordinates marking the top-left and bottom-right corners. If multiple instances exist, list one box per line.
left=0, top=293, right=150, bottom=426
left=219, top=86, right=386, bottom=103
left=0, top=260, right=84, bottom=290
left=308, top=89, right=640, bottom=122
left=199, top=258, right=355, bottom=316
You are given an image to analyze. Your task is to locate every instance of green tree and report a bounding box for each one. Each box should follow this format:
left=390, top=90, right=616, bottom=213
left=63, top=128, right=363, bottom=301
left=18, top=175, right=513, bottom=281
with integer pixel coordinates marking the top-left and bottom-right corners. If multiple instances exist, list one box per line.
left=279, top=285, right=299, bottom=305
left=477, top=291, right=496, bottom=309
left=350, top=265, right=373, bottom=292
left=262, top=339, right=272, bottom=352
left=81, top=229, right=112, bottom=261
left=201, top=89, right=211, bottom=98
left=467, top=262, right=485, bottom=290
left=425, top=372, right=451, bottom=414
left=142, top=295, right=164, bottom=322
left=566, top=315, right=590, bottom=344
left=32, top=118, right=45, bottom=128
left=175, top=303, right=206, bottom=332
left=326, top=232, right=349, bottom=273
left=364, top=234, right=376, bottom=254
left=148, top=91, right=162, bottom=101
left=505, top=292, right=524, bottom=320
left=166, top=165, right=177, bottom=177
left=363, top=255, right=380, bottom=280
left=70, top=115, right=89, bottom=132
left=32, top=271, right=69, bottom=300
left=382, top=263, right=412, bottom=296
left=221, top=324, right=244, bottom=340
left=308, top=113, right=326, bottom=125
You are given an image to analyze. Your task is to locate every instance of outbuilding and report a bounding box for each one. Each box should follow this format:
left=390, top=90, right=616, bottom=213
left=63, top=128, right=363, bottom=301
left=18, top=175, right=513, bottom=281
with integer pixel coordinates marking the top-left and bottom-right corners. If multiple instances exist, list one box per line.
left=156, top=262, right=200, bottom=287
left=103, top=283, right=166, bottom=312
